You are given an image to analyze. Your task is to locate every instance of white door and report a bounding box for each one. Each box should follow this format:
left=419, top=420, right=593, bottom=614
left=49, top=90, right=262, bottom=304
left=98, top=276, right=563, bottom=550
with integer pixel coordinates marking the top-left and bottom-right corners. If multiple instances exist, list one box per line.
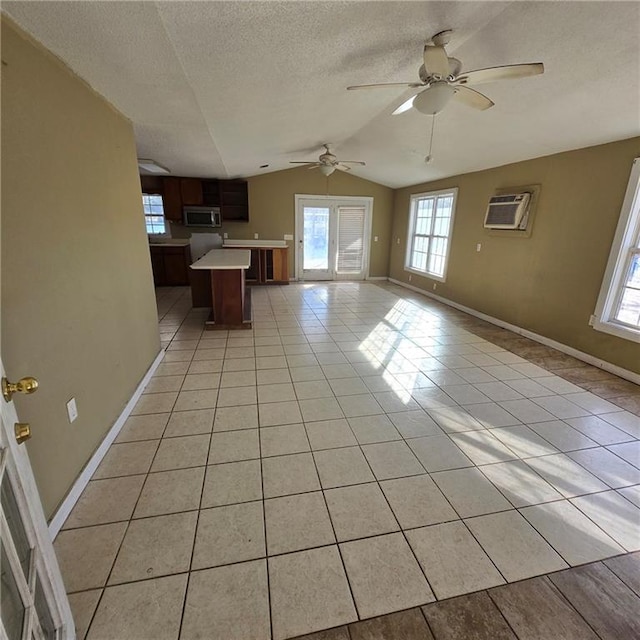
left=0, top=360, right=74, bottom=640
left=295, top=196, right=373, bottom=281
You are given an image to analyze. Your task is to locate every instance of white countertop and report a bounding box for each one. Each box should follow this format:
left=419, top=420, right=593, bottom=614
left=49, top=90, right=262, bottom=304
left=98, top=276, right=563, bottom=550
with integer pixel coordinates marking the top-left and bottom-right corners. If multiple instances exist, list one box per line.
left=190, top=249, right=251, bottom=270
left=223, top=239, right=288, bottom=248
left=149, top=240, right=191, bottom=247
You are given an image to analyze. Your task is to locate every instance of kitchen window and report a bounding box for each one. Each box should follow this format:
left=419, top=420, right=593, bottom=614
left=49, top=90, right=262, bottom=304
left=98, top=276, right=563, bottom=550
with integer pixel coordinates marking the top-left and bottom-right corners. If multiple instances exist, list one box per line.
left=593, top=158, right=640, bottom=342
left=405, top=188, right=457, bottom=281
left=143, top=194, right=167, bottom=235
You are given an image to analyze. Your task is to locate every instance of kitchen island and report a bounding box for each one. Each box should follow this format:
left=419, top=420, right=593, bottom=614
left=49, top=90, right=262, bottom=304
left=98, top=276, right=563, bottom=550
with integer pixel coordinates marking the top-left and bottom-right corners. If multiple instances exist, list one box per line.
left=190, top=249, right=252, bottom=329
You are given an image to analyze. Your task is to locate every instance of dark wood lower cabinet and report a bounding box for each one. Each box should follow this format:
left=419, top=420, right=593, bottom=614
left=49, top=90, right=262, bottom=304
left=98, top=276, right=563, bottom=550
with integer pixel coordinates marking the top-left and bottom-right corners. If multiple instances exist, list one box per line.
left=150, top=245, right=192, bottom=286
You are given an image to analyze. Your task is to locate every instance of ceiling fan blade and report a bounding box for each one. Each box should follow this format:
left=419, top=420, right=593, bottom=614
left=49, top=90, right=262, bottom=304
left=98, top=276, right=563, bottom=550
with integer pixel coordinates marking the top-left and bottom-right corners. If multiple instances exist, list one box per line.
left=452, top=85, right=494, bottom=110
left=392, top=94, right=418, bottom=115
left=347, top=82, right=423, bottom=90
left=335, top=164, right=352, bottom=172
left=340, top=161, right=366, bottom=166
left=456, top=63, right=544, bottom=86
left=289, top=162, right=316, bottom=165
left=423, top=44, right=450, bottom=77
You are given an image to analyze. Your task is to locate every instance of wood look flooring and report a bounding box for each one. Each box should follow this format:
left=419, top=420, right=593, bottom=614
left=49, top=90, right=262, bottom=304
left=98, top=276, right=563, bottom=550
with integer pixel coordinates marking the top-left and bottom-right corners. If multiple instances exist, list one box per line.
left=295, top=552, right=640, bottom=640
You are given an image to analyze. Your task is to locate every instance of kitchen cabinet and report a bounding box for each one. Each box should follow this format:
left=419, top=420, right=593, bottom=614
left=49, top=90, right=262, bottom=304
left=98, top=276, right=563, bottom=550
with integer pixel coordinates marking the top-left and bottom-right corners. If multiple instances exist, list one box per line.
left=152, top=176, right=248, bottom=224
left=202, top=179, right=221, bottom=207
left=180, top=178, right=203, bottom=206
left=162, top=178, right=183, bottom=222
left=140, top=175, right=164, bottom=194
left=222, top=242, right=288, bottom=284
left=220, top=180, right=249, bottom=222
left=149, top=243, right=192, bottom=286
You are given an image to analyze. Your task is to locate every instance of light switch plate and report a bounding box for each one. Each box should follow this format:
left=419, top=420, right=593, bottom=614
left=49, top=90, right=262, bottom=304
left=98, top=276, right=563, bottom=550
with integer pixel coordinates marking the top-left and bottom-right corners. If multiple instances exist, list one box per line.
left=66, top=398, right=78, bottom=423
left=284, top=234, right=293, bottom=240
left=254, top=233, right=259, bottom=239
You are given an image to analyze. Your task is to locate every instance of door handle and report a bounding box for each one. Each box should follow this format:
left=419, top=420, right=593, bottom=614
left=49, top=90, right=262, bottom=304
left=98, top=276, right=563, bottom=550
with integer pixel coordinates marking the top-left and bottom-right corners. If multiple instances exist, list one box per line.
left=2, top=377, right=39, bottom=403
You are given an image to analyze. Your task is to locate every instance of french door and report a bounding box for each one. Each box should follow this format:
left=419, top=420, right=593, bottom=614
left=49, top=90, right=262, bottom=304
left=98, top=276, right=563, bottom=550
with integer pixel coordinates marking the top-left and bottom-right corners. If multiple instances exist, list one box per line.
left=295, top=196, right=373, bottom=281
left=1, top=358, right=74, bottom=639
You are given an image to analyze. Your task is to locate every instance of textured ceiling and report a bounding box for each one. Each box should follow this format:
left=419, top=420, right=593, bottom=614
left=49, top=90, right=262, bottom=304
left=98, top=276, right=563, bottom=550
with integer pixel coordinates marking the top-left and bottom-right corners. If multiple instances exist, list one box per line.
left=4, top=1, right=639, bottom=188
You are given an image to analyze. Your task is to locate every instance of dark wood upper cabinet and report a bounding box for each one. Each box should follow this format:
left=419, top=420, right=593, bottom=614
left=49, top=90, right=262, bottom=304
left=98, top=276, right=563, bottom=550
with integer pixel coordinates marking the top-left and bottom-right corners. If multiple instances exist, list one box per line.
left=146, top=175, right=249, bottom=224
left=201, top=179, right=221, bottom=207
left=180, top=178, right=203, bottom=206
left=162, top=177, right=183, bottom=222
left=220, top=180, right=249, bottom=222
left=140, top=175, right=164, bottom=194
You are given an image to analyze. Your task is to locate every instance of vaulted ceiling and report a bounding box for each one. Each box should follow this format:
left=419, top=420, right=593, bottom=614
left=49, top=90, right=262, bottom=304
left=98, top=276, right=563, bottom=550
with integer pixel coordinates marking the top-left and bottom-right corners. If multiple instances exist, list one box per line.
left=4, top=1, right=639, bottom=188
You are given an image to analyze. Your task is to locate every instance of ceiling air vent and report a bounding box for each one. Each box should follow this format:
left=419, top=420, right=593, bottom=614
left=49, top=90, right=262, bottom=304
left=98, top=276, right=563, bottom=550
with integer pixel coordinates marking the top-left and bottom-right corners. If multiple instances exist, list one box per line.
left=484, top=193, right=531, bottom=229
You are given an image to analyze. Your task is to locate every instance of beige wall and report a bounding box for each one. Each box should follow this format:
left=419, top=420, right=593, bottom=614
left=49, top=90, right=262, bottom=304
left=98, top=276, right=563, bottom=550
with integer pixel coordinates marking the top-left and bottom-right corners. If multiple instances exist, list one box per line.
left=173, top=167, right=395, bottom=277
left=390, top=137, right=640, bottom=374
left=1, top=19, right=160, bottom=518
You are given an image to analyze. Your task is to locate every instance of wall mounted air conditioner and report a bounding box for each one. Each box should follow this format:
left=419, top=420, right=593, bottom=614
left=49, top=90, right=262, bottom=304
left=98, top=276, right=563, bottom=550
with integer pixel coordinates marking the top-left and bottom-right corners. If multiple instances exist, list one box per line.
left=484, top=192, right=531, bottom=229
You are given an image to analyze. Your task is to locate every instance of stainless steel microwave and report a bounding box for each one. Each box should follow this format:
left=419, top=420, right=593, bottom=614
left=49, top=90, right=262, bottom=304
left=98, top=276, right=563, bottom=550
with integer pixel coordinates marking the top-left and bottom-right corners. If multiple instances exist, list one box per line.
left=183, top=206, right=222, bottom=227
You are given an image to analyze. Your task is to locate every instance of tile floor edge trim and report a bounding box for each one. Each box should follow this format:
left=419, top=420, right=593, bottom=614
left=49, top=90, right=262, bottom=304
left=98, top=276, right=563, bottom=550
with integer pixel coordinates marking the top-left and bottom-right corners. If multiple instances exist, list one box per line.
left=48, top=348, right=166, bottom=540
left=388, top=278, right=640, bottom=386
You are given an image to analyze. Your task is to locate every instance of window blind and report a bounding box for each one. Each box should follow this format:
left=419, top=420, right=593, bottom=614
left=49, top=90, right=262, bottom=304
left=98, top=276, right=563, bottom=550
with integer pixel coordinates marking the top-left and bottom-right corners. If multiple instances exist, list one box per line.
left=336, top=206, right=365, bottom=273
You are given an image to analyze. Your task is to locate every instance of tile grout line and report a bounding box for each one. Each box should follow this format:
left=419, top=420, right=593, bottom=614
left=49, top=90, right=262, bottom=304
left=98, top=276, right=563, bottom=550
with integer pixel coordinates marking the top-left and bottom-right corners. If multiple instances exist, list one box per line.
left=174, top=308, right=221, bottom=640
left=253, top=330, right=275, bottom=640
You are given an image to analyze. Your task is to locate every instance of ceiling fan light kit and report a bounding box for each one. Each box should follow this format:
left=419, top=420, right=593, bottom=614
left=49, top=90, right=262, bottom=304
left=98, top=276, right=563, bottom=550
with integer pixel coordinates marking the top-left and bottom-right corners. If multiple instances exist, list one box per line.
left=319, top=164, right=335, bottom=176
left=413, top=82, right=456, bottom=115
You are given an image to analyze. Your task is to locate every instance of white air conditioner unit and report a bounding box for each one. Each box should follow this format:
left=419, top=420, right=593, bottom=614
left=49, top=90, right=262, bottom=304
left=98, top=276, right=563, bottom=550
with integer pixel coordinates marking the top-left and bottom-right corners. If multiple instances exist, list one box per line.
left=484, top=192, right=531, bottom=229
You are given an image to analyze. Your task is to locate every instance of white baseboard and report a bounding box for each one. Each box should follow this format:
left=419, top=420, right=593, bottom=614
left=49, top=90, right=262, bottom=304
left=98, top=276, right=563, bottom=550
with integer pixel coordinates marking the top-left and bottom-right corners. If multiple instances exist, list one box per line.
left=388, top=278, right=640, bottom=386
left=366, top=276, right=388, bottom=281
left=48, top=349, right=165, bottom=539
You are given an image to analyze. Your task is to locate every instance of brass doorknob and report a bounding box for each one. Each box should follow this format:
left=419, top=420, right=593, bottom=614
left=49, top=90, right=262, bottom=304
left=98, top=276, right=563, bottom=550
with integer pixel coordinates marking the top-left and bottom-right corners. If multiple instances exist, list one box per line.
left=2, top=376, right=39, bottom=403
left=14, top=423, right=31, bottom=444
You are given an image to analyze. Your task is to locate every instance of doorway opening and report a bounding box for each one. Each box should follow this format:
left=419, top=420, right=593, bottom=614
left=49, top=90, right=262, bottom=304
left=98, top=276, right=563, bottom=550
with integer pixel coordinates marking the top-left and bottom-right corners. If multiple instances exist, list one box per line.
left=294, top=195, right=374, bottom=281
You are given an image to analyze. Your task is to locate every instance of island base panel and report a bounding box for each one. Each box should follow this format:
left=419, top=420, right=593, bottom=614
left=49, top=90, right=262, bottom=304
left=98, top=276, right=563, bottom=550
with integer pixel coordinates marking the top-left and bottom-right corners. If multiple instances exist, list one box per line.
left=204, top=269, right=252, bottom=330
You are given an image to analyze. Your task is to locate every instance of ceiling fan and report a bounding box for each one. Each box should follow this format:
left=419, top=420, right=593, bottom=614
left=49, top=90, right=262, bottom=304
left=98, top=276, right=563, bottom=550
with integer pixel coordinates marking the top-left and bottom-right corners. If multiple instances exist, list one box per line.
left=347, top=30, right=544, bottom=115
left=289, top=144, right=365, bottom=176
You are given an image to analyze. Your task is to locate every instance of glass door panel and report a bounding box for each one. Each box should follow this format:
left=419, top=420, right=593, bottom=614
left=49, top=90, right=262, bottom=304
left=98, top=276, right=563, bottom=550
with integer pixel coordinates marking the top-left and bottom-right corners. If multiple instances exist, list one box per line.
left=301, top=205, right=333, bottom=280
left=1, top=542, right=25, bottom=640
left=2, top=478, right=32, bottom=577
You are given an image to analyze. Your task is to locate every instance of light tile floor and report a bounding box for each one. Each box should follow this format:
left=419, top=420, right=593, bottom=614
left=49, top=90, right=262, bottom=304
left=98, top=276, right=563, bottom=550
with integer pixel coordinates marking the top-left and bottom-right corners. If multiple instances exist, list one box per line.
left=57, top=282, right=640, bottom=640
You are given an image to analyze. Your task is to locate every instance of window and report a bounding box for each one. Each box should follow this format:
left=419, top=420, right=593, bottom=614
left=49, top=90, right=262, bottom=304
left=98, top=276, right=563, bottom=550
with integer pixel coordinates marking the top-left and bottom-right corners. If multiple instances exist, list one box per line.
left=142, top=194, right=167, bottom=235
left=593, top=158, right=640, bottom=343
left=405, top=188, right=457, bottom=281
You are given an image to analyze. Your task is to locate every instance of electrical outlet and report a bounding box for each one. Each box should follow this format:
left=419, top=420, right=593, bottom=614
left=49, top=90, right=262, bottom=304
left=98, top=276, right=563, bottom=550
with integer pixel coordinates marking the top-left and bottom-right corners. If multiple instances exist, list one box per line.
left=223, top=232, right=228, bottom=239
left=408, top=274, right=412, bottom=282
left=66, top=398, right=78, bottom=423
left=433, top=283, right=437, bottom=290
left=396, top=238, right=400, bottom=244
left=284, top=234, right=293, bottom=241
left=374, top=236, right=378, bottom=242
left=476, top=243, right=482, bottom=252
left=254, top=233, right=259, bottom=239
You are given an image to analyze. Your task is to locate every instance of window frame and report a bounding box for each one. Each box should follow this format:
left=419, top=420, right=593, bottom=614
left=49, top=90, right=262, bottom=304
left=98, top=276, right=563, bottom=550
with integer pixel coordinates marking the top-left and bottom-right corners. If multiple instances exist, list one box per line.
left=142, top=193, right=169, bottom=237
left=404, top=187, right=458, bottom=282
left=592, top=157, right=640, bottom=343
